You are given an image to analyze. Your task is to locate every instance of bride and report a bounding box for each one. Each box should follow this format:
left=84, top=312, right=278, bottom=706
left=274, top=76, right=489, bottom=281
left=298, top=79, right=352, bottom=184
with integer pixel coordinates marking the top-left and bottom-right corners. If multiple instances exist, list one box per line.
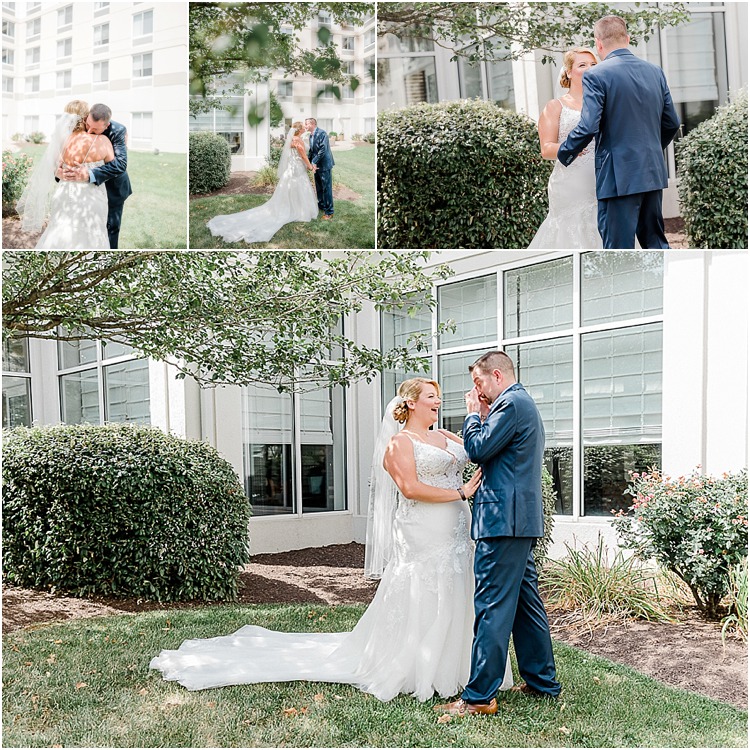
left=528, top=48, right=603, bottom=249
left=207, top=121, right=318, bottom=244
left=16, top=99, right=113, bottom=249
left=150, top=377, right=513, bottom=701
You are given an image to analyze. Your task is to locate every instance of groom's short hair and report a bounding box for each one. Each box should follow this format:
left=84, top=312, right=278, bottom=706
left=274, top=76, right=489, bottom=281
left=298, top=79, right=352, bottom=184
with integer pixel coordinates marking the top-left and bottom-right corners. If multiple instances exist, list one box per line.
left=305, top=117, right=317, bottom=126
left=469, top=351, right=515, bottom=379
left=90, top=103, right=112, bottom=123
left=594, top=16, right=629, bottom=46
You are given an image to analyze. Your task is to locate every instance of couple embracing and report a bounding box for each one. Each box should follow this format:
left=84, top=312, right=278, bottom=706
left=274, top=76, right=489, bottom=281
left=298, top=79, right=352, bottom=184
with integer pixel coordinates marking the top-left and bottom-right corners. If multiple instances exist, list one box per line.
left=151, top=351, right=560, bottom=714
left=207, top=117, right=335, bottom=245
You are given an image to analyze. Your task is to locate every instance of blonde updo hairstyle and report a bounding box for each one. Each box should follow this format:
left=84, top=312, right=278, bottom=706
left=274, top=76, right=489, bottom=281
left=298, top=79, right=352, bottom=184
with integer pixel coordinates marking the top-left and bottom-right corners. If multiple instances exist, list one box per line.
left=64, top=100, right=90, bottom=133
left=292, top=120, right=305, bottom=137
left=559, top=47, right=597, bottom=88
left=392, top=377, right=441, bottom=424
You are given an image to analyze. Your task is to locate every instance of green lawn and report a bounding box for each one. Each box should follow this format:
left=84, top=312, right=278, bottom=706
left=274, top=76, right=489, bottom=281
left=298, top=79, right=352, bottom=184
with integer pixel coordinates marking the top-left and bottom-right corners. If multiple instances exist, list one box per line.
left=189, top=144, right=375, bottom=249
left=18, top=144, right=187, bottom=248
left=3, top=604, right=746, bottom=748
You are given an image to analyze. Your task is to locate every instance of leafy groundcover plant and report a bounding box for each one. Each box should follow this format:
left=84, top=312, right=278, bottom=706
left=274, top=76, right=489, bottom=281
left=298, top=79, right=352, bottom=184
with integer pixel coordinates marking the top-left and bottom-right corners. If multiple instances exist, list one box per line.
left=612, top=467, right=748, bottom=619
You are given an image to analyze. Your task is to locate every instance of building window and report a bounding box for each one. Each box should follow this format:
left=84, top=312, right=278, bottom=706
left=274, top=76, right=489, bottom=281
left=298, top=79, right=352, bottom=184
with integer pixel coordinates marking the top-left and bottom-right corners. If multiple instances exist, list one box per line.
left=343, top=35, right=355, bottom=51
left=242, top=384, right=346, bottom=517
left=2, top=48, right=13, bottom=65
left=25, top=76, right=39, bottom=94
left=317, top=10, right=331, bottom=27
left=363, top=116, right=375, bottom=132
left=25, top=46, right=39, bottom=67
left=277, top=80, right=293, bottom=98
left=2, top=75, right=12, bottom=92
left=93, top=61, right=109, bottom=83
left=2, top=19, right=14, bottom=38
left=364, top=27, right=375, bottom=48
left=189, top=95, right=244, bottom=154
left=131, top=111, right=152, bottom=139
left=132, top=52, right=152, bottom=78
left=342, top=60, right=355, bottom=76
left=457, top=37, right=515, bottom=110
left=377, top=40, right=438, bottom=109
left=2, top=338, right=32, bottom=429
left=94, top=1, right=110, bottom=13
left=2, top=2, right=16, bottom=12
left=27, top=2, right=41, bottom=12
left=57, top=4, right=72, bottom=29
left=56, top=69, right=72, bottom=89
left=342, top=84, right=355, bottom=100
left=57, top=334, right=150, bottom=425
left=381, top=252, right=664, bottom=519
left=317, top=84, right=334, bottom=101
left=316, top=117, right=333, bottom=132
left=94, top=23, right=109, bottom=46
left=57, top=37, right=72, bottom=59
left=133, top=9, right=153, bottom=37
left=26, top=16, right=39, bottom=39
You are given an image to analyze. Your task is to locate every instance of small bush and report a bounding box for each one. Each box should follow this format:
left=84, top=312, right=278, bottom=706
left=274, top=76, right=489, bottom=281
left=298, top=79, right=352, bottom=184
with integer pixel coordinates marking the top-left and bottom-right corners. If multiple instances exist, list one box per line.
left=25, top=131, right=45, bottom=144
left=11, top=133, right=23, bottom=142
left=378, top=99, right=551, bottom=248
left=2, top=424, right=251, bottom=602
left=329, top=131, right=338, bottom=138
left=541, top=536, right=674, bottom=627
left=364, top=132, right=375, bottom=144
left=253, top=164, right=278, bottom=188
left=352, top=132, right=363, bottom=142
left=266, top=145, right=283, bottom=170
left=189, top=131, right=231, bottom=195
left=676, top=89, right=748, bottom=248
left=612, top=467, right=748, bottom=619
left=2, top=150, right=34, bottom=217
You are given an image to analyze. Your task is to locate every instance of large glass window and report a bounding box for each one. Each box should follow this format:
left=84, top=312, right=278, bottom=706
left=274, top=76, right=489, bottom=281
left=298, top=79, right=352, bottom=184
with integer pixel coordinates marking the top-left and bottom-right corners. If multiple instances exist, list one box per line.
left=2, top=338, right=32, bottom=429
left=57, top=334, right=150, bottom=425
left=190, top=96, right=244, bottom=154
left=242, top=384, right=346, bottom=517
left=377, top=31, right=437, bottom=109
left=133, top=9, right=153, bottom=37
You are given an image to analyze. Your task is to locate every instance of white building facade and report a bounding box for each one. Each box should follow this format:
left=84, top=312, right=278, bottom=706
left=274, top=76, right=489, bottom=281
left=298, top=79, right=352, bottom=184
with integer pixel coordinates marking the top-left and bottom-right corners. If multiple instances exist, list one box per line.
left=4, top=251, right=748, bottom=558
left=377, top=2, right=748, bottom=218
left=189, top=10, right=376, bottom=171
left=1, top=0, right=187, bottom=153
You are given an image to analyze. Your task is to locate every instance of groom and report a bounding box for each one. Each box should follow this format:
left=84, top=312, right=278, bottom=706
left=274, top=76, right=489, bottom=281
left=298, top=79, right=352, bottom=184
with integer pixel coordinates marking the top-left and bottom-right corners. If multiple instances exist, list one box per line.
left=437, top=351, right=560, bottom=717
left=60, top=103, right=133, bottom=248
left=305, top=118, right=335, bottom=220
left=557, top=15, right=681, bottom=249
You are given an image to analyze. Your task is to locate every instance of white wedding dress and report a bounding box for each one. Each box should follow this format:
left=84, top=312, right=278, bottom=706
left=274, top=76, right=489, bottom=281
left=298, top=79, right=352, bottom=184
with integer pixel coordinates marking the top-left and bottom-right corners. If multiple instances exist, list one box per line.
left=528, top=102, right=602, bottom=249
left=150, top=437, right=513, bottom=701
left=206, top=142, right=318, bottom=245
left=35, top=159, right=110, bottom=249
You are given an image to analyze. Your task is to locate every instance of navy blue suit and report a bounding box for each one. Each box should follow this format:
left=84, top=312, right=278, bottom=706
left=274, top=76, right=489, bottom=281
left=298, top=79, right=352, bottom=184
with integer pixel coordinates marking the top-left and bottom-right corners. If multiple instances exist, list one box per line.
left=557, top=48, right=680, bottom=249
left=90, top=121, right=132, bottom=249
left=461, top=383, right=560, bottom=702
left=308, top=128, right=335, bottom=216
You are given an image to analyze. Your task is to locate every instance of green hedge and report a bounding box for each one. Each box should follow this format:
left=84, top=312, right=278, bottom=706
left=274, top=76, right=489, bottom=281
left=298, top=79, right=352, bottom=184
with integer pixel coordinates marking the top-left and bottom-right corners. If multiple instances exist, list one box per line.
left=676, top=89, right=748, bottom=249
left=2, top=424, right=251, bottom=602
left=189, top=131, right=231, bottom=195
left=378, top=99, right=552, bottom=248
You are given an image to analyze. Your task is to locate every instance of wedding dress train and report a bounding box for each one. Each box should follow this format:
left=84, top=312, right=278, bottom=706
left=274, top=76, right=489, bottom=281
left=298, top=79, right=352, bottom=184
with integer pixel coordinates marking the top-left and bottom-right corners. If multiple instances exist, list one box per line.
left=528, top=102, right=602, bottom=249
left=206, top=146, right=318, bottom=245
left=150, top=438, right=513, bottom=701
left=35, top=159, right=110, bottom=249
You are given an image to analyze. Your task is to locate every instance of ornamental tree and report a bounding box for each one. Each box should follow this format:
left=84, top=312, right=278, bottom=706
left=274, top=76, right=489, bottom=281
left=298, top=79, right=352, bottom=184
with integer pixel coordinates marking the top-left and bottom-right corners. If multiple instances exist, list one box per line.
left=378, top=2, right=690, bottom=64
left=2, top=251, right=450, bottom=392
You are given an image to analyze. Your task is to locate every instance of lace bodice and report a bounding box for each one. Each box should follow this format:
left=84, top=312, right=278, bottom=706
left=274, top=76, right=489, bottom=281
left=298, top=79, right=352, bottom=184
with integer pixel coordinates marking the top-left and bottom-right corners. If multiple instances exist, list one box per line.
left=409, top=438, right=468, bottom=491
left=558, top=103, right=594, bottom=166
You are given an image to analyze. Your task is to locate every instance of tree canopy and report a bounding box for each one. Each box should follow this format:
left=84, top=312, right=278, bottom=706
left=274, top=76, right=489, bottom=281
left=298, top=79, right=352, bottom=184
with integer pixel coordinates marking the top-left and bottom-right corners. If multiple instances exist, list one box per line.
left=190, top=2, right=375, bottom=118
left=2, top=251, right=449, bottom=392
left=378, top=2, right=690, bottom=64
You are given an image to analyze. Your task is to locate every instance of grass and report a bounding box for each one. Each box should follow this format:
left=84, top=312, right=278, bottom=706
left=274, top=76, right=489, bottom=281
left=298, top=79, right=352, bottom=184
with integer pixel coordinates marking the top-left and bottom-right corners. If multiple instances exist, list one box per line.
left=3, top=604, right=746, bottom=748
left=189, top=144, right=375, bottom=249
left=18, top=143, right=187, bottom=248
left=722, top=557, right=748, bottom=643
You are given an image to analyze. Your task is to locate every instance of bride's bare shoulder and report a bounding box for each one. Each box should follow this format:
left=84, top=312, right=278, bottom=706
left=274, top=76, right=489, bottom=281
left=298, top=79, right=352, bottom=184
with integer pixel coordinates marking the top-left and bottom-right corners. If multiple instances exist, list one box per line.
left=541, top=98, right=563, bottom=118
left=438, top=429, right=462, bottom=445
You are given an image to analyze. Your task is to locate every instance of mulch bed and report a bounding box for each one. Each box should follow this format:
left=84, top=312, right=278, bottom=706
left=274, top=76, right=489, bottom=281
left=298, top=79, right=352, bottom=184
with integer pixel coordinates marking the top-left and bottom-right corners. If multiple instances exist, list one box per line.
left=2, top=543, right=746, bottom=710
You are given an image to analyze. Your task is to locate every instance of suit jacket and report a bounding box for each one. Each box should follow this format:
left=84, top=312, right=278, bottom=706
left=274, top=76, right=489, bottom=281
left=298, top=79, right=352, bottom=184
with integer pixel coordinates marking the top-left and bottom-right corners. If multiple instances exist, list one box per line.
left=308, top=128, right=335, bottom=171
left=557, top=48, right=680, bottom=199
left=462, top=383, right=545, bottom=540
left=90, top=120, right=133, bottom=204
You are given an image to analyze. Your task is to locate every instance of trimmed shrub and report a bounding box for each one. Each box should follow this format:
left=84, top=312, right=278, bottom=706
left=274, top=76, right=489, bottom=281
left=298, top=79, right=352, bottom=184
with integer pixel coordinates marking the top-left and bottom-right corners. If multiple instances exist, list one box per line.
left=26, top=131, right=45, bottom=144
left=364, top=132, right=375, bottom=144
left=2, top=423, right=251, bottom=602
left=676, top=89, right=748, bottom=248
left=2, top=150, right=34, bottom=216
left=378, top=99, right=552, bottom=248
left=189, top=131, right=231, bottom=195
left=612, top=467, right=748, bottom=619
left=267, top=145, right=283, bottom=169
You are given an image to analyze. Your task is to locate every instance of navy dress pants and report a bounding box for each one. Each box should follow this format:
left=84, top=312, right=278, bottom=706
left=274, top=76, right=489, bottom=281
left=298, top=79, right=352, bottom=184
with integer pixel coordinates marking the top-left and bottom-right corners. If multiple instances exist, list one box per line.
left=597, top=189, right=670, bottom=249
left=462, top=537, right=560, bottom=703
left=107, top=200, right=125, bottom=249
left=314, top=168, right=334, bottom=216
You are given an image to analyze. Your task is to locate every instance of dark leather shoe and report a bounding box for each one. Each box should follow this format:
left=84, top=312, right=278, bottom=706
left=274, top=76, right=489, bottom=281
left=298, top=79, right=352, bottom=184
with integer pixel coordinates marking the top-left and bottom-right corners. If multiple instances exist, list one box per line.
left=434, top=698, right=498, bottom=716
left=510, top=682, right=557, bottom=698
